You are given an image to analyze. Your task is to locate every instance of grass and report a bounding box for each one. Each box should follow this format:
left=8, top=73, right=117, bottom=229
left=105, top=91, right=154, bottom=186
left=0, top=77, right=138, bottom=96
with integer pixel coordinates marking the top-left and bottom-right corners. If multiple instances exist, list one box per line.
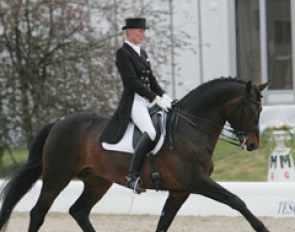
left=0, top=129, right=294, bottom=181
left=212, top=140, right=272, bottom=181
left=0, top=147, right=28, bottom=177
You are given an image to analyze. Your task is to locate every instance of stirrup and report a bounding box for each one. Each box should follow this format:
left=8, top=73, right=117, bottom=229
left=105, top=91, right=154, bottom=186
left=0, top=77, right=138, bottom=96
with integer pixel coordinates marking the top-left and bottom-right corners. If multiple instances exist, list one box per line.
left=125, top=177, right=146, bottom=194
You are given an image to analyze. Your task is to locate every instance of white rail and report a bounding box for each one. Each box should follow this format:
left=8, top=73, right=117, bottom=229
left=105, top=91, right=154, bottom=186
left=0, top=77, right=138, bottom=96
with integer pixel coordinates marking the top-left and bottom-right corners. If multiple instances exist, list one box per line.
left=1, top=180, right=295, bottom=217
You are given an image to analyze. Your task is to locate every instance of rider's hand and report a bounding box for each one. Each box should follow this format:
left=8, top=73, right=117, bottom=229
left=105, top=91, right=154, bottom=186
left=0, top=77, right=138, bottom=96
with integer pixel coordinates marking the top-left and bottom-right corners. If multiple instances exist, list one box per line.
left=162, top=94, right=173, bottom=104
left=154, top=96, right=171, bottom=112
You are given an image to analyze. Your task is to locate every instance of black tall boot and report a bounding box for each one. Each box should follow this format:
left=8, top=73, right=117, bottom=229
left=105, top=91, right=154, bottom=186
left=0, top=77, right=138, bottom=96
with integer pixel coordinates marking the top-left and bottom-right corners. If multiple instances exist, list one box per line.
left=125, top=132, right=152, bottom=194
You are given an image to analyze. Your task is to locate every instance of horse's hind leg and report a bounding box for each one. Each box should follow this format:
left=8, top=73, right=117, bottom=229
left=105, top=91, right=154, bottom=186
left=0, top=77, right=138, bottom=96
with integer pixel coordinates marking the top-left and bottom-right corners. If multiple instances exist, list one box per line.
left=28, top=177, right=72, bottom=232
left=69, top=175, right=112, bottom=232
left=156, top=192, right=189, bottom=232
left=197, top=177, right=270, bottom=232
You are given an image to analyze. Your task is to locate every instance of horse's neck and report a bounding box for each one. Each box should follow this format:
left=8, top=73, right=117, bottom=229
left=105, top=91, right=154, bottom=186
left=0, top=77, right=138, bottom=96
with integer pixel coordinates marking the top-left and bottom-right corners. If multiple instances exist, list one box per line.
left=179, top=89, right=242, bottom=130
left=180, top=98, right=224, bottom=125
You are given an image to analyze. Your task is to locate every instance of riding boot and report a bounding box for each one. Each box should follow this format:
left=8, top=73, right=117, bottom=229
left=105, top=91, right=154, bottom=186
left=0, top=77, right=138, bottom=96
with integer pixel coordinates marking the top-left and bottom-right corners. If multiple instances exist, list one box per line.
left=125, top=132, right=152, bottom=194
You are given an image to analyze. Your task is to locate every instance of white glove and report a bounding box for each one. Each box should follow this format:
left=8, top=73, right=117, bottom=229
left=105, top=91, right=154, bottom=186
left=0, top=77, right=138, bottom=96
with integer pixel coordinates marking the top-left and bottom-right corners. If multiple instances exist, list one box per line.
left=154, top=96, right=171, bottom=112
left=162, top=94, right=173, bottom=104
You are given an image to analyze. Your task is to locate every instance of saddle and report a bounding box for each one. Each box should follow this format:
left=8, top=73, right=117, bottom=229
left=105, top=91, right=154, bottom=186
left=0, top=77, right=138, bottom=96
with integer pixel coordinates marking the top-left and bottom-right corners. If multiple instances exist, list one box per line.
left=102, top=105, right=168, bottom=155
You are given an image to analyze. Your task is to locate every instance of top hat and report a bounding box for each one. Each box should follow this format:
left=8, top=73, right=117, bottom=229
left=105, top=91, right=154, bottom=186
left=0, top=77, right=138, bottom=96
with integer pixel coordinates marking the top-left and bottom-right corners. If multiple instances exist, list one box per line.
left=122, top=18, right=149, bottom=30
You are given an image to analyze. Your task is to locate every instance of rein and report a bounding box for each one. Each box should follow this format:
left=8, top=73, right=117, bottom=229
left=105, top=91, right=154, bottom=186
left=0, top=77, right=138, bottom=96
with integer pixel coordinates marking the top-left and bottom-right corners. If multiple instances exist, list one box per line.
left=170, top=107, right=222, bottom=137
left=171, top=107, right=240, bottom=146
left=170, top=95, right=261, bottom=148
left=219, top=124, right=243, bottom=147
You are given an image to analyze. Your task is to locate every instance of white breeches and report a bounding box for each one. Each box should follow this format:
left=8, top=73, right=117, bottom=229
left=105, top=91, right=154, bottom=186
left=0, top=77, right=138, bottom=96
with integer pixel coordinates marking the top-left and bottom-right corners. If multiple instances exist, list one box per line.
left=131, top=94, right=156, bottom=141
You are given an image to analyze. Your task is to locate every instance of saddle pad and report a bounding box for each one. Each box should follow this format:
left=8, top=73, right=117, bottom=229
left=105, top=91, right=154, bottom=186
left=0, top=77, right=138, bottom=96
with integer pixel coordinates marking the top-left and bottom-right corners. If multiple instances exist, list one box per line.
left=102, top=113, right=166, bottom=155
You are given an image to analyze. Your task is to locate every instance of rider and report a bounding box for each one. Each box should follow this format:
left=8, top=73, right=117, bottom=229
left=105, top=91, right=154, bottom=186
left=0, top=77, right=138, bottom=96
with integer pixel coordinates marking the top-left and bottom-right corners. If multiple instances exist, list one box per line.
left=100, top=17, right=172, bottom=194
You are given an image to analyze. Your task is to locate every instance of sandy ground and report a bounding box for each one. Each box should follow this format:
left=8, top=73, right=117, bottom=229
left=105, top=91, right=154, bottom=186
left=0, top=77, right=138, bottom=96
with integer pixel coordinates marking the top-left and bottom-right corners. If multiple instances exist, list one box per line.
left=4, top=212, right=295, bottom=232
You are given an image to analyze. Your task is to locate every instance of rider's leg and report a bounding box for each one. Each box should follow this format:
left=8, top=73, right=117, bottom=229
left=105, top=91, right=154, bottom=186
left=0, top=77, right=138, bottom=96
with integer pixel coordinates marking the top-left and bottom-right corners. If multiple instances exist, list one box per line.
left=131, top=94, right=157, bottom=141
left=126, top=94, right=156, bottom=194
left=125, top=132, right=152, bottom=193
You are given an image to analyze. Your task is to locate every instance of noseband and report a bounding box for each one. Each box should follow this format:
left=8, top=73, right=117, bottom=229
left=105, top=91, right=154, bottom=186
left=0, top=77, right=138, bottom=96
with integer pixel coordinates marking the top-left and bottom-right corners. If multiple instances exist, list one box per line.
left=227, top=96, right=261, bottom=136
left=223, top=96, right=261, bottom=147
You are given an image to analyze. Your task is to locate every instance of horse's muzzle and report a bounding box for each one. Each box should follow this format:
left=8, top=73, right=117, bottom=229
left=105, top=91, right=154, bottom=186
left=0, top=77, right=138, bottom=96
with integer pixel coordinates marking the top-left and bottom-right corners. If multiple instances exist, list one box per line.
left=245, top=132, right=259, bottom=151
left=246, top=142, right=258, bottom=151
left=237, top=132, right=259, bottom=151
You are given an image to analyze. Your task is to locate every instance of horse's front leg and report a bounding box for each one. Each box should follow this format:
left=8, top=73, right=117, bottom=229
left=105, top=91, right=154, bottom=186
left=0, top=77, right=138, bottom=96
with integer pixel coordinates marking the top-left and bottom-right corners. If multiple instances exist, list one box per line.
left=197, top=177, right=270, bottom=232
left=155, top=191, right=189, bottom=232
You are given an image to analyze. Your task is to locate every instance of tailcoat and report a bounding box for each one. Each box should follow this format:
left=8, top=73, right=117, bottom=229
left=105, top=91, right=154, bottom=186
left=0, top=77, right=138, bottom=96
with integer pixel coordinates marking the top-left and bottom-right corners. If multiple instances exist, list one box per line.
left=100, top=43, right=164, bottom=143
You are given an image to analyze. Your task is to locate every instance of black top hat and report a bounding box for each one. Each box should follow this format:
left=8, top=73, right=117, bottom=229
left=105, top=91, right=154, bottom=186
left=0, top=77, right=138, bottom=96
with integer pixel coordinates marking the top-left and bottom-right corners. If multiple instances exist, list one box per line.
left=122, top=17, right=149, bottom=30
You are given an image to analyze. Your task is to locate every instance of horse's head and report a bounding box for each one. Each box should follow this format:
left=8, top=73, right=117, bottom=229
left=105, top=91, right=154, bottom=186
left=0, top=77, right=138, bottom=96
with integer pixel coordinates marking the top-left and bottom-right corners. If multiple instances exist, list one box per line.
left=226, top=81, right=268, bottom=151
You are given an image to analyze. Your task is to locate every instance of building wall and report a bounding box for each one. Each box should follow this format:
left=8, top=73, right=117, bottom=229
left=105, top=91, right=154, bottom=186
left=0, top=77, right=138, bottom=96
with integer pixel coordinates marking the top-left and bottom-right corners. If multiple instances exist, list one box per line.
left=171, top=0, right=236, bottom=99
left=199, top=0, right=235, bottom=82
left=171, top=0, right=295, bottom=107
left=170, top=0, right=200, bottom=98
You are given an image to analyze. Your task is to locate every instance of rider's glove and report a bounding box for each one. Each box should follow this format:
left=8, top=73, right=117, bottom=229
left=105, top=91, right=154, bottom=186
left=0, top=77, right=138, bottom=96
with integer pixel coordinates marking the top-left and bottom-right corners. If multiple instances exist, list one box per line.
left=154, top=96, right=171, bottom=112
left=162, top=94, right=173, bottom=104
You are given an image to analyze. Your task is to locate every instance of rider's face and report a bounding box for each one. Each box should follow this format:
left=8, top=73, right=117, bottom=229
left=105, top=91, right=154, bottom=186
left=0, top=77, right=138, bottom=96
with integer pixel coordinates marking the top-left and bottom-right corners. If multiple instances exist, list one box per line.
left=126, top=28, right=146, bottom=45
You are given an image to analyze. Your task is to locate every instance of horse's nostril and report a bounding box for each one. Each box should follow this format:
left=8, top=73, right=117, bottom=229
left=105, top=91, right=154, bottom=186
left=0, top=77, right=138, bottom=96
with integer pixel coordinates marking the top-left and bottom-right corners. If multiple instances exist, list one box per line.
left=247, top=143, right=258, bottom=151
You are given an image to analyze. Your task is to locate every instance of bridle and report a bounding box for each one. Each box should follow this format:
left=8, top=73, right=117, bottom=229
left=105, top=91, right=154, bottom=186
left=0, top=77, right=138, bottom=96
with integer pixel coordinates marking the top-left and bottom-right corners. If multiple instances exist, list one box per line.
left=170, top=95, right=262, bottom=148
left=227, top=97, right=261, bottom=134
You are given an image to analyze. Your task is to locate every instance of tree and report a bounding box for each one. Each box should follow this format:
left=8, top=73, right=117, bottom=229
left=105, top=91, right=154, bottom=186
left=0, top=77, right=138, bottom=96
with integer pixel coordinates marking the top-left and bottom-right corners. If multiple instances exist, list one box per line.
left=0, top=0, right=118, bottom=146
left=0, top=0, right=190, bottom=151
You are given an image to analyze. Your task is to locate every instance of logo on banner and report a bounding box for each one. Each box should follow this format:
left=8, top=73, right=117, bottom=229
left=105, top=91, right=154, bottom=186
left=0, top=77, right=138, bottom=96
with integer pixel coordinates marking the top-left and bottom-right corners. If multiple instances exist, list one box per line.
left=278, top=202, right=295, bottom=215
left=268, top=130, right=295, bottom=182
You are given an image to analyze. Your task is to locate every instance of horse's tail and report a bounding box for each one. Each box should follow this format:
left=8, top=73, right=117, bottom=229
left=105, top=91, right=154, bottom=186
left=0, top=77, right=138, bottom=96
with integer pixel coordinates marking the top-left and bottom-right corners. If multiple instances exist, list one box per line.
left=0, top=122, right=56, bottom=230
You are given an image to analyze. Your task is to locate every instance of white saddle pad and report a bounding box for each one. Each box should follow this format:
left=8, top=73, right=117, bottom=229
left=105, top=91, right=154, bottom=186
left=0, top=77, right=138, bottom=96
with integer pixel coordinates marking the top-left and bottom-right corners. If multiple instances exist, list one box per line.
left=102, top=113, right=166, bottom=155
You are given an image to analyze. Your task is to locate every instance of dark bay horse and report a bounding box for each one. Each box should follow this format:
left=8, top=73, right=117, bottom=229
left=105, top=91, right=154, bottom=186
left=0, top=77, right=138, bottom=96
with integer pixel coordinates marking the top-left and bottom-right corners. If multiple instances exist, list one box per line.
left=0, top=78, right=270, bottom=232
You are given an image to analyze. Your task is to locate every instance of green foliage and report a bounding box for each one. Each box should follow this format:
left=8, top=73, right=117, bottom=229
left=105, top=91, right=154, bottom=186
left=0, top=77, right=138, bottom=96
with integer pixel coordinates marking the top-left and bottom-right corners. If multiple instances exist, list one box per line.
left=0, top=148, right=28, bottom=177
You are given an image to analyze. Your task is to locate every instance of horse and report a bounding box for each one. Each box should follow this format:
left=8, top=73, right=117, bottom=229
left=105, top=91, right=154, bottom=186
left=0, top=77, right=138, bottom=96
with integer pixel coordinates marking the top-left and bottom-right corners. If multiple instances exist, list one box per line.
left=0, top=77, right=270, bottom=232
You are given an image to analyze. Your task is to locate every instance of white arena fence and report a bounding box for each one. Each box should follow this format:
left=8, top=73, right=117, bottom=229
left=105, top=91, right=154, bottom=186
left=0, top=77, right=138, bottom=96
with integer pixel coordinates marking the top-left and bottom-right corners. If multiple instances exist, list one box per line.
left=1, top=180, right=295, bottom=217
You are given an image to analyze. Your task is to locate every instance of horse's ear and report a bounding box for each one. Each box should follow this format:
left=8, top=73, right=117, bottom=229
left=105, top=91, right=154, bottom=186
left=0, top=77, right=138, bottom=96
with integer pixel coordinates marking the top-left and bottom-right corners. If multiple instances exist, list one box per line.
left=246, top=81, right=253, bottom=94
left=258, top=81, right=270, bottom=91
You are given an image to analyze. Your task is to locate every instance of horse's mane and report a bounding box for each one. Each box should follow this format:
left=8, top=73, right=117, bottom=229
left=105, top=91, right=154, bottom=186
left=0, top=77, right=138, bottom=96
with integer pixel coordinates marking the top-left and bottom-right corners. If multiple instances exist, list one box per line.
left=181, top=77, right=247, bottom=102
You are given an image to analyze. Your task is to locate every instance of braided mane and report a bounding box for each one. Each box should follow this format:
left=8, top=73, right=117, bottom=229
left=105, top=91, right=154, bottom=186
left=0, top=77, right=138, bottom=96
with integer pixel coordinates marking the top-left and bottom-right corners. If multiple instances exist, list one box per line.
left=190, top=77, right=245, bottom=94
left=181, top=77, right=247, bottom=102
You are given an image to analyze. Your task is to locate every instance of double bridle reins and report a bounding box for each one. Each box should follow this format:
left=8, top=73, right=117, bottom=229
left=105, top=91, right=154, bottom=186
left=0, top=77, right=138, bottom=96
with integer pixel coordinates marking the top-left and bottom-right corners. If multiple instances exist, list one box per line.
left=170, top=95, right=261, bottom=148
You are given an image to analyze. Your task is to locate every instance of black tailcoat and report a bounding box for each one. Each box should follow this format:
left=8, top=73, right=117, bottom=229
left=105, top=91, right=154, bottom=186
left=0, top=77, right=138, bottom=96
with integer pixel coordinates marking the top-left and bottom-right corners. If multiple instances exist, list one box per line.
left=100, top=43, right=164, bottom=143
